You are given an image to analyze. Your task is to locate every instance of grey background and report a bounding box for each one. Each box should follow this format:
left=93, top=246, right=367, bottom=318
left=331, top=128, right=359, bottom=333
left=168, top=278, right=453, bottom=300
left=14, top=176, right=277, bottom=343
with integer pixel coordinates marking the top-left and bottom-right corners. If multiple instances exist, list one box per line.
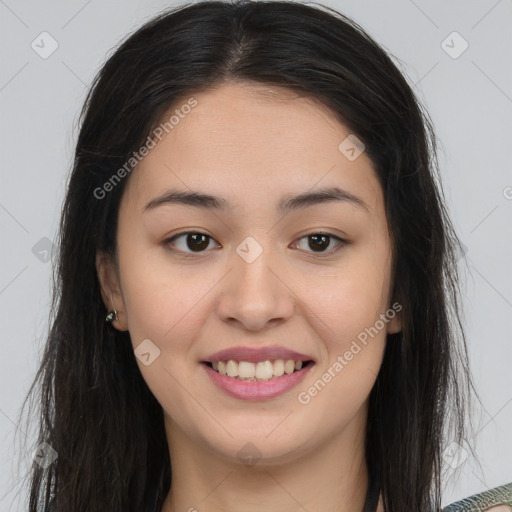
left=0, top=0, right=511, bottom=509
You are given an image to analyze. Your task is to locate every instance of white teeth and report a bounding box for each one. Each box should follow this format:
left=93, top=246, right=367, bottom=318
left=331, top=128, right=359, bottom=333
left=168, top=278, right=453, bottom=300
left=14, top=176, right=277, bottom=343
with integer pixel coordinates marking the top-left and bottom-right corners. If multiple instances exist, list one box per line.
left=273, top=359, right=284, bottom=376
left=284, top=360, right=295, bottom=374
left=256, top=361, right=273, bottom=380
left=238, top=361, right=255, bottom=379
left=226, top=360, right=238, bottom=377
left=209, top=358, right=308, bottom=380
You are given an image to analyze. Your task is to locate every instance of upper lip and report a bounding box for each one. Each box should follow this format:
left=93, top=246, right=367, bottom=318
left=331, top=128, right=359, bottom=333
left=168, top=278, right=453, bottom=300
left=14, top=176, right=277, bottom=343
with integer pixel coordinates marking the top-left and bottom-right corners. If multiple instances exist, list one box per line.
left=203, top=345, right=315, bottom=364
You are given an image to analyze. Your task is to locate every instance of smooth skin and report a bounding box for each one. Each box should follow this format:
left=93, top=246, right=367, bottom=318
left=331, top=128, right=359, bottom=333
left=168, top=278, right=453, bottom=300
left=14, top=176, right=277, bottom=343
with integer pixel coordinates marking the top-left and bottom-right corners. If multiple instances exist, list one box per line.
left=97, top=81, right=399, bottom=512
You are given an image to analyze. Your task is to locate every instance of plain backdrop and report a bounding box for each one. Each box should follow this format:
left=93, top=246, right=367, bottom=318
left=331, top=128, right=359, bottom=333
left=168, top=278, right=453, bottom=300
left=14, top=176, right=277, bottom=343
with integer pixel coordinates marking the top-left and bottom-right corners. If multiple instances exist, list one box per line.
left=0, top=0, right=511, bottom=510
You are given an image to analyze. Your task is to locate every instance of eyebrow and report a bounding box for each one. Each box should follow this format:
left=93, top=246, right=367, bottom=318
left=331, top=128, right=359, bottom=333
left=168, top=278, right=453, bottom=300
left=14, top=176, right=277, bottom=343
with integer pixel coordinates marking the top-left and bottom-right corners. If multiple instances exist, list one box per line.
left=143, top=186, right=370, bottom=214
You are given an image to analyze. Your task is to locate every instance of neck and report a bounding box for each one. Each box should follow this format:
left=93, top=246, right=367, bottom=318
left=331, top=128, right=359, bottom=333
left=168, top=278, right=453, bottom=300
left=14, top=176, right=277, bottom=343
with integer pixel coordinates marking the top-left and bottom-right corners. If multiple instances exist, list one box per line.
left=161, top=405, right=370, bottom=512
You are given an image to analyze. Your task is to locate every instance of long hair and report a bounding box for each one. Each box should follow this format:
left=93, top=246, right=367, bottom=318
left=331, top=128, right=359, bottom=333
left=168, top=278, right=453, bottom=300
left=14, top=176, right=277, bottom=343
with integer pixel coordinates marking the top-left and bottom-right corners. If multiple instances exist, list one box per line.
left=16, top=1, right=476, bottom=510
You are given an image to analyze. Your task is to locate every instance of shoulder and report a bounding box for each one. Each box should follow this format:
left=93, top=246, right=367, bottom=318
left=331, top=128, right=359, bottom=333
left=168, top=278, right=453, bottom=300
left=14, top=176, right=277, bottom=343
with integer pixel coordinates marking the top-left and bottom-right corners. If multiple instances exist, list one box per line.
left=443, top=482, right=512, bottom=512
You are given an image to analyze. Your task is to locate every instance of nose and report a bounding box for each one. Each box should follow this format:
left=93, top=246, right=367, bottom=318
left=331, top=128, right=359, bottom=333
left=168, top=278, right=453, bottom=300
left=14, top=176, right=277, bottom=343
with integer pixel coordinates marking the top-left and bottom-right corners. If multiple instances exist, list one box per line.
left=216, top=242, right=295, bottom=331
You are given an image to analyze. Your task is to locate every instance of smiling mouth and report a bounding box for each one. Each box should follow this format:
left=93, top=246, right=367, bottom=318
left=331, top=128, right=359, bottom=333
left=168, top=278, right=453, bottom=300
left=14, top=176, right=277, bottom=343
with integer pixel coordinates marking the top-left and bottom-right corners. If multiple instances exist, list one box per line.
left=202, top=359, right=315, bottom=381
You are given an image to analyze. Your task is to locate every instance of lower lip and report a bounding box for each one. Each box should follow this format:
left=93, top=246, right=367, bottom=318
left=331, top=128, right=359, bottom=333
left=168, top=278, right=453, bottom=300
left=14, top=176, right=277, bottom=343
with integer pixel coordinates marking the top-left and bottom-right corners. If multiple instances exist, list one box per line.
left=201, top=362, right=314, bottom=401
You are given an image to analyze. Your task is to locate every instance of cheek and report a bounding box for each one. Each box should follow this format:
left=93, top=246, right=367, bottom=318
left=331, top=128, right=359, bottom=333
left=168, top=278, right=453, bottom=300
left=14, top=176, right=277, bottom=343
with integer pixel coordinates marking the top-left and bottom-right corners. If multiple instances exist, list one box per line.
left=305, top=248, right=392, bottom=340
left=118, top=242, right=216, bottom=343
left=296, top=263, right=389, bottom=430
left=313, top=281, right=388, bottom=388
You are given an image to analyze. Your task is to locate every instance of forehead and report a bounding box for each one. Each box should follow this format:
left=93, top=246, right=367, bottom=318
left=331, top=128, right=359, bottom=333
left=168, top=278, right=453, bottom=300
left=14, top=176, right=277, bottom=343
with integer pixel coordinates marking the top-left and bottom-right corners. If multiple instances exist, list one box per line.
left=121, top=81, right=382, bottom=215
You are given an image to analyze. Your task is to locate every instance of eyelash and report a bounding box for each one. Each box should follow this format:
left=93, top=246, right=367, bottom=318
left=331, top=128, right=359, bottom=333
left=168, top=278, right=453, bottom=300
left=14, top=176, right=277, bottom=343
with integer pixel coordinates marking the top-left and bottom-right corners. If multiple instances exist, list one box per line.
left=162, top=231, right=348, bottom=258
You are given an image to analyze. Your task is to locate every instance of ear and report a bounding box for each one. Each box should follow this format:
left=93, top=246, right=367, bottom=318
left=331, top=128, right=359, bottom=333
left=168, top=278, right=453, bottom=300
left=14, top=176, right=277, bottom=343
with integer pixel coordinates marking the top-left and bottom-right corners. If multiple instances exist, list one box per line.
left=386, top=303, right=402, bottom=335
left=95, top=251, right=129, bottom=331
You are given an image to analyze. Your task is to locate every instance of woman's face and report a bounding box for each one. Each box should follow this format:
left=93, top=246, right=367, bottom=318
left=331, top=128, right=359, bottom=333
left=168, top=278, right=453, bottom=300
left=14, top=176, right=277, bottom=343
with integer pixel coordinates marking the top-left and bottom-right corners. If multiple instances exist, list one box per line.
left=97, top=81, right=401, bottom=465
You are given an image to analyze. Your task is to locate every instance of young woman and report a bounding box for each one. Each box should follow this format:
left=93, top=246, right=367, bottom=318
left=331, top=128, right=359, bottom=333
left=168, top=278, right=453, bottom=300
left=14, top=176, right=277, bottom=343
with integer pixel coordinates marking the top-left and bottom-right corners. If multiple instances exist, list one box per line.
left=17, top=1, right=512, bottom=511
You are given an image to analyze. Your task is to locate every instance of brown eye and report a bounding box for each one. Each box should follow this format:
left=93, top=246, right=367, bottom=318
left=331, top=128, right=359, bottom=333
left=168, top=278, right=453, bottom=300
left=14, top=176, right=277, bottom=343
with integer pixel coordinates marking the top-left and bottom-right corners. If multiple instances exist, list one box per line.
left=308, top=234, right=330, bottom=252
left=165, top=232, right=219, bottom=254
left=185, top=233, right=210, bottom=251
left=294, top=233, right=346, bottom=255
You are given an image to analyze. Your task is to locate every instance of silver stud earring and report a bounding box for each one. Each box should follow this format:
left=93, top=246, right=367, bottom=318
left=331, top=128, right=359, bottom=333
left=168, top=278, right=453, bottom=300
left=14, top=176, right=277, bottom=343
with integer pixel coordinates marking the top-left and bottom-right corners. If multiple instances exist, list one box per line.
left=105, top=308, right=118, bottom=324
